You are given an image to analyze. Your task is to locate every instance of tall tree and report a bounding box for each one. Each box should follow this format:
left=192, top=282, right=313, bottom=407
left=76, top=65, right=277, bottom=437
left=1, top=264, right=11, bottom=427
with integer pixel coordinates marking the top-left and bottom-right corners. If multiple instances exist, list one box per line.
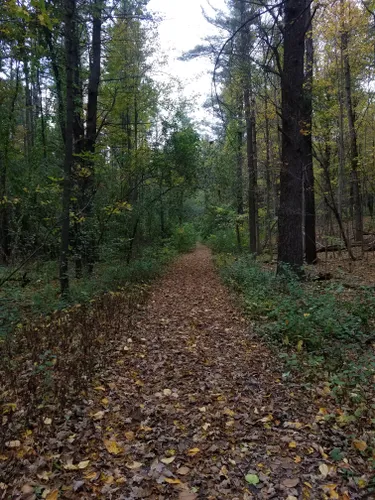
left=303, top=9, right=317, bottom=264
left=60, top=0, right=76, bottom=295
left=278, top=0, right=309, bottom=271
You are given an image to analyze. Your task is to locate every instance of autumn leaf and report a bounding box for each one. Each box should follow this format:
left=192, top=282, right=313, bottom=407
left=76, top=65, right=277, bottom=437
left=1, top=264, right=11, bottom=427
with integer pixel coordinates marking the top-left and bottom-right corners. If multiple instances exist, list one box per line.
left=161, top=456, right=175, bottom=464
left=5, top=440, right=21, bottom=448
left=103, top=438, right=122, bottom=455
left=187, top=447, right=200, bottom=456
left=125, top=461, right=143, bottom=469
left=164, top=478, right=181, bottom=484
left=177, top=466, right=190, bottom=475
left=282, top=478, right=299, bottom=488
left=124, top=431, right=135, bottom=441
left=77, top=460, right=90, bottom=469
left=45, top=489, right=59, bottom=500
left=352, top=439, right=367, bottom=451
left=319, top=463, right=329, bottom=478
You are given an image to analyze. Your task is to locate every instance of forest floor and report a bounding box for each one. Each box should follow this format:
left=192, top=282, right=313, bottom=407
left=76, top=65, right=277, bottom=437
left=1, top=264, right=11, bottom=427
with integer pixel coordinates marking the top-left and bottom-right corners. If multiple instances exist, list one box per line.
left=1, top=246, right=374, bottom=499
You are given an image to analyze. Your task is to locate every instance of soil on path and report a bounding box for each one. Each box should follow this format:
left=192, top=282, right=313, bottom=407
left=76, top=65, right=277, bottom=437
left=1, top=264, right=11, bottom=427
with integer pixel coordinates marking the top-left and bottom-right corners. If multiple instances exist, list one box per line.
left=2, top=246, right=369, bottom=499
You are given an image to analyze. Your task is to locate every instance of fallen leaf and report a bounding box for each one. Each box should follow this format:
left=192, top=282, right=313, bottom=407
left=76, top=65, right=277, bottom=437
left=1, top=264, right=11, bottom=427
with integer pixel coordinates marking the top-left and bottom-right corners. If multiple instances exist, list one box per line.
left=5, top=440, right=21, bottom=448
left=179, top=492, right=197, bottom=500
left=63, top=460, right=78, bottom=471
left=92, top=411, right=105, bottom=420
left=44, top=417, right=52, bottom=425
left=126, top=461, right=143, bottom=469
left=163, top=389, right=172, bottom=396
left=161, top=456, right=176, bottom=464
left=77, top=460, right=90, bottom=469
left=288, top=441, right=297, bottom=448
left=187, top=447, right=200, bottom=456
left=177, top=466, right=190, bottom=476
left=319, top=463, right=329, bottom=478
left=245, top=473, right=260, bottom=485
left=282, top=478, right=300, bottom=488
left=103, top=438, right=122, bottom=455
left=125, top=431, right=135, bottom=441
left=352, top=439, right=367, bottom=451
left=45, top=490, right=59, bottom=500
left=164, top=478, right=182, bottom=484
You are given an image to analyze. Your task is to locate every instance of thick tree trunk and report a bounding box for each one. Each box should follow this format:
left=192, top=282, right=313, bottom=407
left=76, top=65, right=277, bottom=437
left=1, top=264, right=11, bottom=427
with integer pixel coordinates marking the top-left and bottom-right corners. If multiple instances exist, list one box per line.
left=303, top=16, right=317, bottom=264
left=60, top=0, right=76, bottom=296
left=277, top=0, right=308, bottom=272
left=84, top=0, right=102, bottom=274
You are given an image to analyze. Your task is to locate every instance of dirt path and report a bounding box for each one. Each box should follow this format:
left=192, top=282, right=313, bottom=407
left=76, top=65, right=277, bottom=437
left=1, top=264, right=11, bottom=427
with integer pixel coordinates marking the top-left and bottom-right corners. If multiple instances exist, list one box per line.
left=3, top=246, right=368, bottom=499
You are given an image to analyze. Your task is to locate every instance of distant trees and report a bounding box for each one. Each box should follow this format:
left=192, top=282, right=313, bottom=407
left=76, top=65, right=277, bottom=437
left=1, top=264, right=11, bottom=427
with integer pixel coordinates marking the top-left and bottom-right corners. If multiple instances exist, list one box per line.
left=197, top=0, right=375, bottom=272
left=0, top=0, right=201, bottom=295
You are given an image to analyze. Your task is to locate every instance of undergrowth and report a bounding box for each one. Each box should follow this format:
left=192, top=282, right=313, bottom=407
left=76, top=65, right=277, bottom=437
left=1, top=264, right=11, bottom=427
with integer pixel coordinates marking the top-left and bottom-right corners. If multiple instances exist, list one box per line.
left=0, top=224, right=197, bottom=338
left=214, top=252, right=375, bottom=405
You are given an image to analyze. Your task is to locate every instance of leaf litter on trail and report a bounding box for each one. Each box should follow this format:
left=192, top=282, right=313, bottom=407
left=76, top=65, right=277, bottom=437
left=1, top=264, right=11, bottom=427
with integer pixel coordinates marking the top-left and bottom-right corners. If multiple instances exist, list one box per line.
left=1, top=247, right=374, bottom=498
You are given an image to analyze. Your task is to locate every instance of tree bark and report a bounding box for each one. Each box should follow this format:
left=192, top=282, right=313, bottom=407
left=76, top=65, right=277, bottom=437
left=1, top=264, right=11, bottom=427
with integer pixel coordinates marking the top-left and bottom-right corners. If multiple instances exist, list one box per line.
left=303, top=14, right=317, bottom=264
left=84, top=0, right=102, bottom=274
left=60, top=0, right=76, bottom=296
left=277, top=0, right=308, bottom=272
left=341, top=5, right=363, bottom=242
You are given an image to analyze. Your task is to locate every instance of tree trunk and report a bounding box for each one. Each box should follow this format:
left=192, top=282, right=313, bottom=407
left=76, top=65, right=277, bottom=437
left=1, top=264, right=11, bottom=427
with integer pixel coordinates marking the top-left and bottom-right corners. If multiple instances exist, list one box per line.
left=84, top=0, right=102, bottom=274
left=277, top=0, right=308, bottom=272
left=303, top=15, right=317, bottom=264
left=236, top=127, right=244, bottom=250
left=341, top=8, right=363, bottom=242
left=60, top=0, right=76, bottom=296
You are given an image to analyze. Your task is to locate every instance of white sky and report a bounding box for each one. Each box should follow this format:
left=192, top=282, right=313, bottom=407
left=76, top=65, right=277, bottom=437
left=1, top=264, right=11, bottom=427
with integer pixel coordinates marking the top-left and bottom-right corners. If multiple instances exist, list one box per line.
left=148, top=0, right=227, bottom=127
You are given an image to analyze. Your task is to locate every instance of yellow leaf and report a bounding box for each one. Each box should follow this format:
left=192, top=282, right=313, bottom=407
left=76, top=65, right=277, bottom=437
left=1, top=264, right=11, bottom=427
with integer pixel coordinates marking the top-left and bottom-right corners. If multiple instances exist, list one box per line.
left=84, top=472, right=97, bottom=480
left=77, top=460, right=90, bottom=469
left=358, top=478, right=367, bottom=489
left=294, top=455, right=302, bottom=463
left=164, top=478, right=181, bottom=484
left=101, top=398, right=109, bottom=405
left=223, top=408, right=235, bottom=417
left=352, top=439, right=367, bottom=451
left=46, top=490, right=59, bottom=500
left=94, top=386, right=106, bottom=391
left=187, top=447, right=200, bottom=456
left=63, top=460, right=78, bottom=470
left=6, top=440, right=21, bottom=449
left=321, top=484, right=339, bottom=499
left=297, top=340, right=303, bottom=351
left=125, top=431, right=135, bottom=441
left=319, top=463, right=329, bottom=478
left=126, top=461, right=143, bottom=469
left=92, top=411, right=105, bottom=421
left=161, top=456, right=176, bottom=464
left=261, top=414, right=273, bottom=423
left=103, top=439, right=122, bottom=455
left=289, top=441, right=297, bottom=448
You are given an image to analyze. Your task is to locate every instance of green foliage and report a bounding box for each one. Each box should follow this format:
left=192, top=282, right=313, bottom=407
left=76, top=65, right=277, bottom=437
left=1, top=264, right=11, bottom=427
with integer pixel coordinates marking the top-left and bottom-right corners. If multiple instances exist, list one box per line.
left=170, top=223, right=198, bottom=253
left=0, top=242, right=178, bottom=337
left=218, top=253, right=375, bottom=399
left=207, top=229, right=241, bottom=254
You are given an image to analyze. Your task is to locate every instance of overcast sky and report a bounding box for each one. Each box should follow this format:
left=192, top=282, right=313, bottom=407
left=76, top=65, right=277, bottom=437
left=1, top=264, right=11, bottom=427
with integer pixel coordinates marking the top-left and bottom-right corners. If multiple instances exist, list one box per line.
left=148, top=0, right=227, bottom=126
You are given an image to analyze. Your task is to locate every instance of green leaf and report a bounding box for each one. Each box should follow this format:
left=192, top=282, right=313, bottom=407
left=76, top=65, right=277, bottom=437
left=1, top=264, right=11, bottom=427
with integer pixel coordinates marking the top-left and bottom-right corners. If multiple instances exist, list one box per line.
left=245, top=474, right=260, bottom=485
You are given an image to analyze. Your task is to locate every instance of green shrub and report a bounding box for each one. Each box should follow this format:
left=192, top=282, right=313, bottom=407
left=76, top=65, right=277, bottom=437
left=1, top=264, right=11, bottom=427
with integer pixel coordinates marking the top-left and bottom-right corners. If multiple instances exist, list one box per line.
left=207, top=228, right=241, bottom=254
left=170, top=223, right=198, bottom=253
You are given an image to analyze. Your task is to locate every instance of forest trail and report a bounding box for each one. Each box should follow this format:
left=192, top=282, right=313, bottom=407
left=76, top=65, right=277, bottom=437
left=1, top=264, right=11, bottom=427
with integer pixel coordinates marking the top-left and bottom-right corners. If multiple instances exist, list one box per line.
left=4, top=247, right=365, bottom=499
